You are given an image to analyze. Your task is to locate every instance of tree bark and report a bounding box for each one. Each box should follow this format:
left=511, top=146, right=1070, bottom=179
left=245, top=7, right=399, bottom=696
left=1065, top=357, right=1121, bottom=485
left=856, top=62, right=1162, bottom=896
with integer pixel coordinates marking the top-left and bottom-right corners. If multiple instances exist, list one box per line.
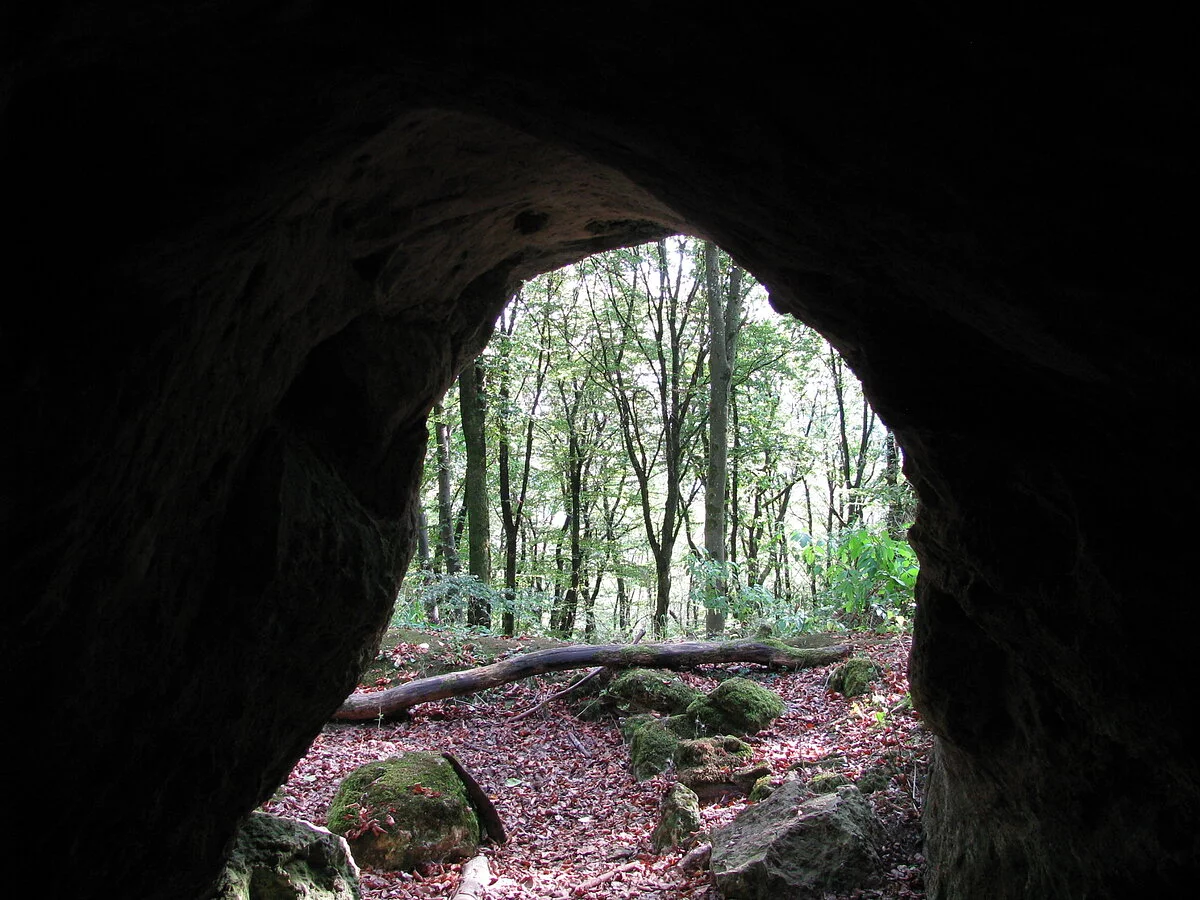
left=335, top=639, right=850, bottom=721
left=459, top=360, right=491, bottom=626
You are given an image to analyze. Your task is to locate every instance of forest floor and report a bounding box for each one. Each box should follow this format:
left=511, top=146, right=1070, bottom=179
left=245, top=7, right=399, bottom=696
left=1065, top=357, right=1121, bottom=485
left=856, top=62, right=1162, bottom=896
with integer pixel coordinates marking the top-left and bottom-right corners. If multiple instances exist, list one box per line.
left=263, top=629, right=930, bottom=899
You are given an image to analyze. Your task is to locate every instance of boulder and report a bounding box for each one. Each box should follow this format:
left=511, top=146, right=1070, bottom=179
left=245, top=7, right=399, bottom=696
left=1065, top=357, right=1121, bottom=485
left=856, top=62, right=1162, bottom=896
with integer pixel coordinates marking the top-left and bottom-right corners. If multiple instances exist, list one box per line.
left=650, top=783, right=702, bottom=852
left=624, top=715, right=681, bottom=781
left=675, top=737, right=769, bottom=803
left=213, top=812, right=359, bottom=900
left=604, top=668, right=703, bottom=716
left=326, top=752, right=479, bottom=871
left=828, top=657, right=881, bottom=698
left=710, top=782, right=885, bottom=898
left=674, top=678, right=785, bottom=738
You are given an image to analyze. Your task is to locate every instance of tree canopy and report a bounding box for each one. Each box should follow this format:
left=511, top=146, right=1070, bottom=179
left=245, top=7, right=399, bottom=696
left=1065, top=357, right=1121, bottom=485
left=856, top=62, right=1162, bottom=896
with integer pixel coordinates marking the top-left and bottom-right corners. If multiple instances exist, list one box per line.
left=400, top=237, right=917, bottom=639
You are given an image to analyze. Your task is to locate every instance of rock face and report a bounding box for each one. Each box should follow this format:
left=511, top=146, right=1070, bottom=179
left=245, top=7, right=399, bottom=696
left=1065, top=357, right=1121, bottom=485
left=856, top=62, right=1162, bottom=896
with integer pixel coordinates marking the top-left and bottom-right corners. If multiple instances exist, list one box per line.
left=710, top=782, right=885, bottom=898
left=326, top=753, right=479, bottom=871
left=3, top=7, right=1196, bottom=899
left=214, top=813, right=359, bottom=900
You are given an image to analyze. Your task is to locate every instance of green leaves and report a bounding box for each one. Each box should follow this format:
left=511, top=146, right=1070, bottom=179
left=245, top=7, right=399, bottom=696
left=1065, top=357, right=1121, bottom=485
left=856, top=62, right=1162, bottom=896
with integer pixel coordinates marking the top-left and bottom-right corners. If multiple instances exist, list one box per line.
left=802, top=526, right=918, bottom=631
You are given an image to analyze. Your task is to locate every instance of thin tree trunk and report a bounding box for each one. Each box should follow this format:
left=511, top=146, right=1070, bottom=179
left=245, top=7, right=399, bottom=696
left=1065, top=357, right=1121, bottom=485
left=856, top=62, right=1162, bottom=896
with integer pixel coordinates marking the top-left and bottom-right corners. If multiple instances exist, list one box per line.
left=435, top=403, right=461, bottom=582
left=459, top=360, right=491, bottom=626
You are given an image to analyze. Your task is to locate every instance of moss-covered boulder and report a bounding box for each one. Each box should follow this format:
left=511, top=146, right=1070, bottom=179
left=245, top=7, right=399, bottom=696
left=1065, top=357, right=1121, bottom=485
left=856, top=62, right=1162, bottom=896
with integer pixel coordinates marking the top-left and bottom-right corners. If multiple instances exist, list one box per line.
left=213, top=813, right=359, bottom=900
left=810, top=772, right=853, bottom=794
left=749, top=775, right=776, bottom=802
left=626, top=716, right=681, bottom=781
left=326, top=752, right=479, bottom=871
left=675, top=736, right=769, bottom=803
left=592, top=668, right=703, bottom=719
left=676, top=677, right=785, bottom=738
left=651, top=783, right=702, bottom=852
left=828, top=656, right=881, bottom=697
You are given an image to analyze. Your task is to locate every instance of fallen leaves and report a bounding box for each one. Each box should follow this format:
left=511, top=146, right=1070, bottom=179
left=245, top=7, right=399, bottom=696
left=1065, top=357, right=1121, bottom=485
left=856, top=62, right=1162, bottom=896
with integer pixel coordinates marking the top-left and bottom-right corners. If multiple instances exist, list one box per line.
left=262, top=632, right=929, bottom=899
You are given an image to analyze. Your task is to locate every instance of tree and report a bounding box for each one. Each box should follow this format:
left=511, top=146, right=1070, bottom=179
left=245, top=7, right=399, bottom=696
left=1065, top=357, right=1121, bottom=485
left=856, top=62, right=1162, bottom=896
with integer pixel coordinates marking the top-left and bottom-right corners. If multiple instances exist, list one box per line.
left=494, top=291, right=551, bottom=636
left=459, top=360, right=491, bottom=626
left=585, top=240, right=708, bottom=636
left=702, top=241, right=744, bottom=636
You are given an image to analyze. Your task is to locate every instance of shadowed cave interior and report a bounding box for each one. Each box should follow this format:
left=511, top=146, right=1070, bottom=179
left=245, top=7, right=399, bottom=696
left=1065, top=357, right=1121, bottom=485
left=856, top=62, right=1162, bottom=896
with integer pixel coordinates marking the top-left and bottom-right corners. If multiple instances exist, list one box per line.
left=2, top=6, right=1195, bottom=899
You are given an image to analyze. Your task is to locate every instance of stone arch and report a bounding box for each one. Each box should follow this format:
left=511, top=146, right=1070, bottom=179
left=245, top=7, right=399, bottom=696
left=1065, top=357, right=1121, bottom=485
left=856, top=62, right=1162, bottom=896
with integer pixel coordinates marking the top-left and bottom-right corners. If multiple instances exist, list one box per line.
left=3, top=7, right=1194, bottom=899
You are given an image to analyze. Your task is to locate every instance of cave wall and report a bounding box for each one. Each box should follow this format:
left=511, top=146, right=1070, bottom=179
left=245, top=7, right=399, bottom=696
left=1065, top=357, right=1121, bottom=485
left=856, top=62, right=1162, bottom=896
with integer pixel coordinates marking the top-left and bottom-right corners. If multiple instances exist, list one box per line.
left=2, top=6, right=1195, bottom=898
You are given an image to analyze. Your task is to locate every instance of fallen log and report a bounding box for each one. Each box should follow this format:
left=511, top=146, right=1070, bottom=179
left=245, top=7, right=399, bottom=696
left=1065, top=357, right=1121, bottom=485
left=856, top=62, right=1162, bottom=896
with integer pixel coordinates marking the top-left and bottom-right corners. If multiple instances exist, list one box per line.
left=335, top=639, right=850, bottom=722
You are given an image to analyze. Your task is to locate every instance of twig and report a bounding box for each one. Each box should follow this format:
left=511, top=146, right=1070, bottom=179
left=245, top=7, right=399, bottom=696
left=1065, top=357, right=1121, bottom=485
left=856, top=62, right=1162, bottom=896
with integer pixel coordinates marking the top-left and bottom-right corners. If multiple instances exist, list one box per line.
left=576, top=861, right=640, bottom=892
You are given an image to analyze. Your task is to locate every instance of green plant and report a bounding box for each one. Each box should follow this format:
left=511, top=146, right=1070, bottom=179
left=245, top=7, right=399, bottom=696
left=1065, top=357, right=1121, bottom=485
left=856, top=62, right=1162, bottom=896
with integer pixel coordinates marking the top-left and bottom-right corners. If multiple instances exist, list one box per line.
left=802, top=525, right=918, bottom=631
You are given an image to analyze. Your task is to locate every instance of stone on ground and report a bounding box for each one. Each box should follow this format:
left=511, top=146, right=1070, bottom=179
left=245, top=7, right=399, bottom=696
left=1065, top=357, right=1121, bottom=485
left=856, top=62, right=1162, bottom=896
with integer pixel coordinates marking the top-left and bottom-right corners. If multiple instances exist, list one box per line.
left=326, top=752, right=479, bottom=871
left=213, top=812, right=359, bottom=900
left=677, top=677, right=785, bottom=738
left=651, top=783, right=703, bottom=852
left=710, top=782, right=885, bottom=898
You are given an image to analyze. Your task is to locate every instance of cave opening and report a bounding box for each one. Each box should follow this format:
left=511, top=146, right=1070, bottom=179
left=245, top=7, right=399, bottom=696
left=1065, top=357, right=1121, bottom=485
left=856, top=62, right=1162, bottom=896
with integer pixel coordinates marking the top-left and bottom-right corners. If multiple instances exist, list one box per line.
left=5, top=9, right=1196, bottom=897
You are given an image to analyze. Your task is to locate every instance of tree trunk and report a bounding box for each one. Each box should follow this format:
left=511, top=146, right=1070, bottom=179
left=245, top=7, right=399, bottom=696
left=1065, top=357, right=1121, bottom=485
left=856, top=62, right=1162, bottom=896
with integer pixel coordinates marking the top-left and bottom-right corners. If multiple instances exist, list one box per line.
left=459, top=360, right=491, bottom=626
left=704, top=241, right=730, bottom=637
left=434, top=404, right=461, bottom=577
left=335, top=639, right=851, bottom=721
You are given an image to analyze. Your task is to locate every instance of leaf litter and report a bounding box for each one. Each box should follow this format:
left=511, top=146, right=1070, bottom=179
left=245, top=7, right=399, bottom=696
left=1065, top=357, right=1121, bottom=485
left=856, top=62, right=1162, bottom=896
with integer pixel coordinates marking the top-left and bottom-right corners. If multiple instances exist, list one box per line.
left=263, top=632, right=929, bottom=899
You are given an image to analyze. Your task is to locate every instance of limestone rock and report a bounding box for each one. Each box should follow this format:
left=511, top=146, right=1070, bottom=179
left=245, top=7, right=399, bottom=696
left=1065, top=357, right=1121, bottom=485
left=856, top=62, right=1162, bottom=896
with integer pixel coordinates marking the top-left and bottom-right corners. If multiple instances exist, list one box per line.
left=326, top=752, right=479, bottom=871
left=676, top=737, right=769, bottom=804
left=625, top=716, right=681, bottom=781
left=213, top=812, right=359, bottom=900
left=710, top=783, right=885, bottom=898
left=603, top=668, right=704, bottom=717
left=651, top=783, right=702, bottom=852
left=828, top=656, right=881, bottom=697
left=676, top=678, right=785, bottom=738
left=809, top=772, right=852, bottom=794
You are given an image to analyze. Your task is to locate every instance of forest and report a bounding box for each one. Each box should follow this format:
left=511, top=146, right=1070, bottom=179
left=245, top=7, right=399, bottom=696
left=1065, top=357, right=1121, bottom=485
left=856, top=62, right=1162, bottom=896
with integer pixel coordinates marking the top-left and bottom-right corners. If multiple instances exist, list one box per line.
left=401, top=236, right=918, bottom=642
left=264, top=238, right=930, bottom=899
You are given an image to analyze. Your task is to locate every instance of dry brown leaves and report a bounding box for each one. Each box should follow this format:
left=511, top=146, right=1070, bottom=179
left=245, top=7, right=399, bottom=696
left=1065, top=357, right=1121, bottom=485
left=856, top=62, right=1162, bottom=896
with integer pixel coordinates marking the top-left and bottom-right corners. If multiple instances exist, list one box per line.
left=262, top=633, right=929, bottom=899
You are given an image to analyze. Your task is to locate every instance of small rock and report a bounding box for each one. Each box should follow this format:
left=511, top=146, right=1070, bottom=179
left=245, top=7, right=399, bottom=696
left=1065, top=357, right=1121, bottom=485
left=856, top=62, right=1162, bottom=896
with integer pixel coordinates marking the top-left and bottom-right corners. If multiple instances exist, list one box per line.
left=651, top=783, right=702, bottom=851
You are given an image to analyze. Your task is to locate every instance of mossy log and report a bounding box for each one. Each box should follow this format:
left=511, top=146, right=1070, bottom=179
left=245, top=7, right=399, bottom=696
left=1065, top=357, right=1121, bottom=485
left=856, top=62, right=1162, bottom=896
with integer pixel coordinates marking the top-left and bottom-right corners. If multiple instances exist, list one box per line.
left=336, top=639, right=850, bottom=722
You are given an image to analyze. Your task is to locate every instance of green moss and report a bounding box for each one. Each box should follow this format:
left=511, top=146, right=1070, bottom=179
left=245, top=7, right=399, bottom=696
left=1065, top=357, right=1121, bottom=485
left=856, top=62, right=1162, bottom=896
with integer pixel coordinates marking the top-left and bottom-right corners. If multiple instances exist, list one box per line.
left=602, top=668, right=703, bottom=717
left=674, top=736, right=752, bottom=770
left=828, top=656, right=881, bottom=697
left=650, top=783, right=702, bottom=852
left=810, top=771, right=852, bottom=794
left=704, top=677, right=785, bottom=735
left=749, top=775, right=775, bottom=802
left=327, top=752, right=478, bottom=871
left=856, top=767, right=890, bottom=794
left=628, top=718, right=680, bottom=781
left=619, top=713, right=657, bottom=743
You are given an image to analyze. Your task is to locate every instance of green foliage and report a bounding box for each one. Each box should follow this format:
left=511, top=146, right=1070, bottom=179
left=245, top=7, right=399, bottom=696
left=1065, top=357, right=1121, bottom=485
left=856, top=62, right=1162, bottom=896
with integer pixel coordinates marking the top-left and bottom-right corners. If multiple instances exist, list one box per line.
left=801, top=525, right=918, bottom=631
left=394, top=573, right=500, bottom=630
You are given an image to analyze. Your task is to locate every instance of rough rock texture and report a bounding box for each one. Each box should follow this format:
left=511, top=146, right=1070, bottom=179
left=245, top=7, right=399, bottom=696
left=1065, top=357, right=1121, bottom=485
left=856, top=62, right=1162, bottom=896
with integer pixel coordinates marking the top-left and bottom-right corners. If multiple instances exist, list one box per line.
left=624, top=715, right=680, bottom=782
left=3, top=6, right=1196, bottom=899
left=681, top=677, right=786, bottom=738
left=651, top=783, right=703, bottom=853
left=326, top=753, right=479, bottom=871
left=710, top=782, right=885, bottom=899
left=213, top=813, right=359, bottom=900
left=828, top=657, right=882, bottom=698
left=675, top=736, right=770, bottom=804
